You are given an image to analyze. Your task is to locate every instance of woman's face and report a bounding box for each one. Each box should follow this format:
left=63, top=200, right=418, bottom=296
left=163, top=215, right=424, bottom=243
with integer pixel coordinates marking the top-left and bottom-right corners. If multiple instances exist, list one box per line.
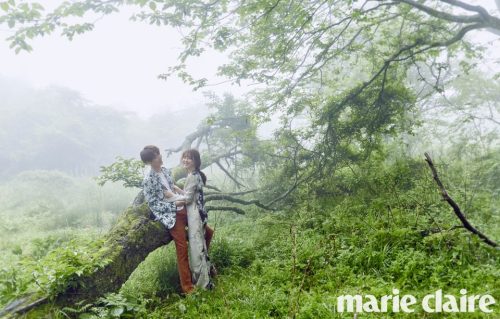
left=182, top=155, right=195, bottom=171
left=150, top=153, right=163, bottom=170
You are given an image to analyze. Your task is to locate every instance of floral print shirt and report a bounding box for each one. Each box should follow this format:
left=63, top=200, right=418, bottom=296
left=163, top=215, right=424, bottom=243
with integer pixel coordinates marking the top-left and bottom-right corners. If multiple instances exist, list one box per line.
left=142, top=166, right=177, bottom=229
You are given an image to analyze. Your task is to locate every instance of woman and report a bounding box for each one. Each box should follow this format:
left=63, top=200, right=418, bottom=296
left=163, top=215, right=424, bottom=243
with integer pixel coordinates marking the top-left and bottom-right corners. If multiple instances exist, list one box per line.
left=180, top=148, right=215, bottom=290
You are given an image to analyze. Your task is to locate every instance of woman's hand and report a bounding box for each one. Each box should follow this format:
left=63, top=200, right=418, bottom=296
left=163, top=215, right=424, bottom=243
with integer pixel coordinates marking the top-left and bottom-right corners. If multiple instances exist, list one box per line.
left=175, top=200, right=186, bottom=206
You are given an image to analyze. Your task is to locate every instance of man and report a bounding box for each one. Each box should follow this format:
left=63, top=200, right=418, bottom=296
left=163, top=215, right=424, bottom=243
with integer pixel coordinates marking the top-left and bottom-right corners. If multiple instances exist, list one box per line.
left=140, top=145, right=214, bottom=295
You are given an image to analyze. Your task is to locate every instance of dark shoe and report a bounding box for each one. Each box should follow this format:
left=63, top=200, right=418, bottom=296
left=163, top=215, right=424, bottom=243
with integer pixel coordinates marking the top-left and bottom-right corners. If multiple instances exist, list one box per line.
left=180, top=286, right=195, bottom=297
left=206, top=281, right=215, bottom=290
left=209, top=264, right=218, bottom=278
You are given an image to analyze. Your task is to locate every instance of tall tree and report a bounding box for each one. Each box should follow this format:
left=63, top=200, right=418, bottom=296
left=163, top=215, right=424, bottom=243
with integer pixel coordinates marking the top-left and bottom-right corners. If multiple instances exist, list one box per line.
left=4, top=0, right=497, bottom=203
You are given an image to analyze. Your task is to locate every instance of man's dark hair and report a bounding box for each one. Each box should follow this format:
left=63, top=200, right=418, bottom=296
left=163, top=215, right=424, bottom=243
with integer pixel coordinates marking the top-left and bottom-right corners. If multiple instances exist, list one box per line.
left=143, top=145, right=160, bottom=155
left=140, top=146, right=159, bottom=163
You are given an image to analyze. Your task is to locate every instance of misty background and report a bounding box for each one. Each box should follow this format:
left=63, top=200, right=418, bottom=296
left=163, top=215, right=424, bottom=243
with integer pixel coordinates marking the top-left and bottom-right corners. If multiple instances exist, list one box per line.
left=0, top=0, right=499, bottom=317
left=1, top=0, right=498, bottom=177
left=0, top=0, right=498, bottom=245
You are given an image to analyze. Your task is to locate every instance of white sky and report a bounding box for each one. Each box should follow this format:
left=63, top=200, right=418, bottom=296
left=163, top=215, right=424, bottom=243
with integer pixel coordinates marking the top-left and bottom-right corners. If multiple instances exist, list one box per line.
left=0, top=1, right=499, bottom=119
left=0, top=3, right=249, bottom=118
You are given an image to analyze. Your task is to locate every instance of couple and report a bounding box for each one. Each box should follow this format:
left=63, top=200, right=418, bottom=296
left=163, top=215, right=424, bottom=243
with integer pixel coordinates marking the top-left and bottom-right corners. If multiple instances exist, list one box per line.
left=140, top=145, right=215, bottom=294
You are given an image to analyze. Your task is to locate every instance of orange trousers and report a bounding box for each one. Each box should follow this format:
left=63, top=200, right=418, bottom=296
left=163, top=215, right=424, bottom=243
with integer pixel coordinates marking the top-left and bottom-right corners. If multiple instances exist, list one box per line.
left=168, top=206, right=214, bottom=294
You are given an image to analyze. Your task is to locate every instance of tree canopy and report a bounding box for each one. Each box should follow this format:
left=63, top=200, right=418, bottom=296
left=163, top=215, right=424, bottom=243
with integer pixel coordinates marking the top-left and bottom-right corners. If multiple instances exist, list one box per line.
left=1, top=0, right=499, bottom=205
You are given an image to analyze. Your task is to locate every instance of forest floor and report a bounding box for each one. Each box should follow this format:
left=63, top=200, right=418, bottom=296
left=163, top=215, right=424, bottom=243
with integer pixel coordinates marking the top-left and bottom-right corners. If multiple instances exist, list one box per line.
left=1, top=158, right=499, bottom=318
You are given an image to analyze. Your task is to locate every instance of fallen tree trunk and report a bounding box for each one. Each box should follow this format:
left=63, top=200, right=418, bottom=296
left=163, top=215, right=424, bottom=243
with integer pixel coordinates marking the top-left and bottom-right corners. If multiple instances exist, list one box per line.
left=2, top=181, right=268, bottom=317
left=1, top=203, right=172, bottom=318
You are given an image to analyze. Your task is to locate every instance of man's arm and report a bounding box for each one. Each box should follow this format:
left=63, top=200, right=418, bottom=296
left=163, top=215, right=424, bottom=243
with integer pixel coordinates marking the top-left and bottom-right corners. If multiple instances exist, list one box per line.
left=164, top=190, right=186, bottom=203
left=142, top=177, right=157, bottom=204
left=163, top=179, right=185, bottom=201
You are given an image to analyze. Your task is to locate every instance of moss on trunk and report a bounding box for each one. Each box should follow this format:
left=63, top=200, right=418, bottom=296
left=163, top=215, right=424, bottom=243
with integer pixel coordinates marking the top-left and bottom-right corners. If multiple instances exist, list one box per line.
left=1, top=203, right=172, bottom=318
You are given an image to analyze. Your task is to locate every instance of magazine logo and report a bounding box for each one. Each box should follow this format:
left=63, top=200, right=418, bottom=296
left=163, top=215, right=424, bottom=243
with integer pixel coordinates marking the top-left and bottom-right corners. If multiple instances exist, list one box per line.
left=337, top=289, right=496, bottom=313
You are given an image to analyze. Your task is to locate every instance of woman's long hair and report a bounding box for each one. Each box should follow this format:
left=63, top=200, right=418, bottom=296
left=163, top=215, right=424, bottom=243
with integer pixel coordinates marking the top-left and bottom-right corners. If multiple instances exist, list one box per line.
left=181, top=149, right=207, bottom=185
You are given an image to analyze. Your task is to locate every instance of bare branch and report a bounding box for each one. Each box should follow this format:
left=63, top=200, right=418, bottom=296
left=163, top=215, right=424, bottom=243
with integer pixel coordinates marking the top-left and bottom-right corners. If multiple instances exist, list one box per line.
left=391, top=0, right=500, bottom=33
left=440, top=0, right=491, bottom=17
left=205, top=194, right=275, bottom=211
left=215, top=160, right=246, bottom=189
left=165, top=125, right=212, bottom=155
left=396, top=0, right=481, bottom=23
left=424, top=152, right=498, bottom=248
left=205, top=189, right=258, bottom=196
left=205, top=205, right=246, bottom=215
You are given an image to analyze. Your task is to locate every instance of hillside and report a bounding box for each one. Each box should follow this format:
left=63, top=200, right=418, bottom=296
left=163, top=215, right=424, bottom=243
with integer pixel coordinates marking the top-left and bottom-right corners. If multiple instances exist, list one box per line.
left=1, top=154, right=498, bottom=318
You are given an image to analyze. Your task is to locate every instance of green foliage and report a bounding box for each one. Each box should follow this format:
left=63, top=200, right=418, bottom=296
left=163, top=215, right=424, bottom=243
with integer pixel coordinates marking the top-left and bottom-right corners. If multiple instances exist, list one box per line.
left=120, top=234, right=256, bottom=301
left=0, top=266, right=31, bottom=307
left=25, top=238, right=112, bottom=296
left=0, top=0, right=487, bottom=122
left=318, top=76, right=417, bottom=162
left=0, top=238, right=112, bottom=308
left=256, top=75, right=418, bottom=208
left=1, top=150, right=498, bottom=318
left=96, top=157, right=145, bottom=189
left=0, top=170, right=137, bottom=261
left=139, top=153, right=497, bottom=318
left=0, top=170, right=140, bottom=309
left=31, top=234, right=74, bottom=260
left=209, top=237, right=256, bottom=271
left=120, top=245, right=181, bottom=298
left=1, top=2, right=499, bottom=317
left=61, top=292, right=149, bottom=319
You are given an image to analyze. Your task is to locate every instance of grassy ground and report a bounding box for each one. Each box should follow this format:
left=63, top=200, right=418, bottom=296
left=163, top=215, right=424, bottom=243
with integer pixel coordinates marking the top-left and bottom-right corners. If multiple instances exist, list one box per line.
left=117, top=158, right=499, bottom=318
left=1, top=158, right=499, bottom=318
left=116, top=202, right=499, bottom=318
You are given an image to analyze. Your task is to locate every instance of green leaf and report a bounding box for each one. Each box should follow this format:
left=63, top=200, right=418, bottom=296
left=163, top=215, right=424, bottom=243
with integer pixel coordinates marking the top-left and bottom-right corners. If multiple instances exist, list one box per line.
left=0, top=2, right=9, bottom=11
left=148, top=1, right=156, bottom=10
left=110, top=306, right=124, bottom=317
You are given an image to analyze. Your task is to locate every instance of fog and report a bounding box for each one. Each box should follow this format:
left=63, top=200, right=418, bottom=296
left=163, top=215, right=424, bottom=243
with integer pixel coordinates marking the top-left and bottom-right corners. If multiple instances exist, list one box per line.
left=0, top=3, right=256, bottom=182
left=0, top=1, right=250, bottom=118
left=0, top=0, right=499, bottom=317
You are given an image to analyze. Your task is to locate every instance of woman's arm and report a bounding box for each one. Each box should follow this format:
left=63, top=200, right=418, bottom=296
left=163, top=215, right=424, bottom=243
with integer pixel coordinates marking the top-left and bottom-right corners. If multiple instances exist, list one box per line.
left=173, top=184, right=185, bottom=195
left=164, top=190, right=187, bottom=203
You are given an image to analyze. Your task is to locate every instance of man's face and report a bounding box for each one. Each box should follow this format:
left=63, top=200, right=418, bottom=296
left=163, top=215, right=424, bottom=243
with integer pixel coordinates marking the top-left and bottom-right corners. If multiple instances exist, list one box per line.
left=150, top=153, right=163, bottom=168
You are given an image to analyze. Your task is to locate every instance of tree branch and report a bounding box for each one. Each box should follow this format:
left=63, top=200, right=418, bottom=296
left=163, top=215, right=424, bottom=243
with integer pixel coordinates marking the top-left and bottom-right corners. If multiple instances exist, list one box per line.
left=424, top=152, right=498, bottom=248
left=164, top=125, right=212, bottom=155
left=205, top=189, right=258, bottom=196
left=215, top=160, right=246, bottom=189
left=205, top=194, right=275, bottom=211
left=205, top=205, right=246, bottom=215
left=392, top=0, right=500, bottom=33
left=440, top=0, right=491, bottom=17
left=395, top=0, right=482, bottom=24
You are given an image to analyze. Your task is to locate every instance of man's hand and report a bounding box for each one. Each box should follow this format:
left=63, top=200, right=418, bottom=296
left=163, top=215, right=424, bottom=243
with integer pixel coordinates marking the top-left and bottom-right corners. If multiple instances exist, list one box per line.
left=164, top=190, right=175, bottom=198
